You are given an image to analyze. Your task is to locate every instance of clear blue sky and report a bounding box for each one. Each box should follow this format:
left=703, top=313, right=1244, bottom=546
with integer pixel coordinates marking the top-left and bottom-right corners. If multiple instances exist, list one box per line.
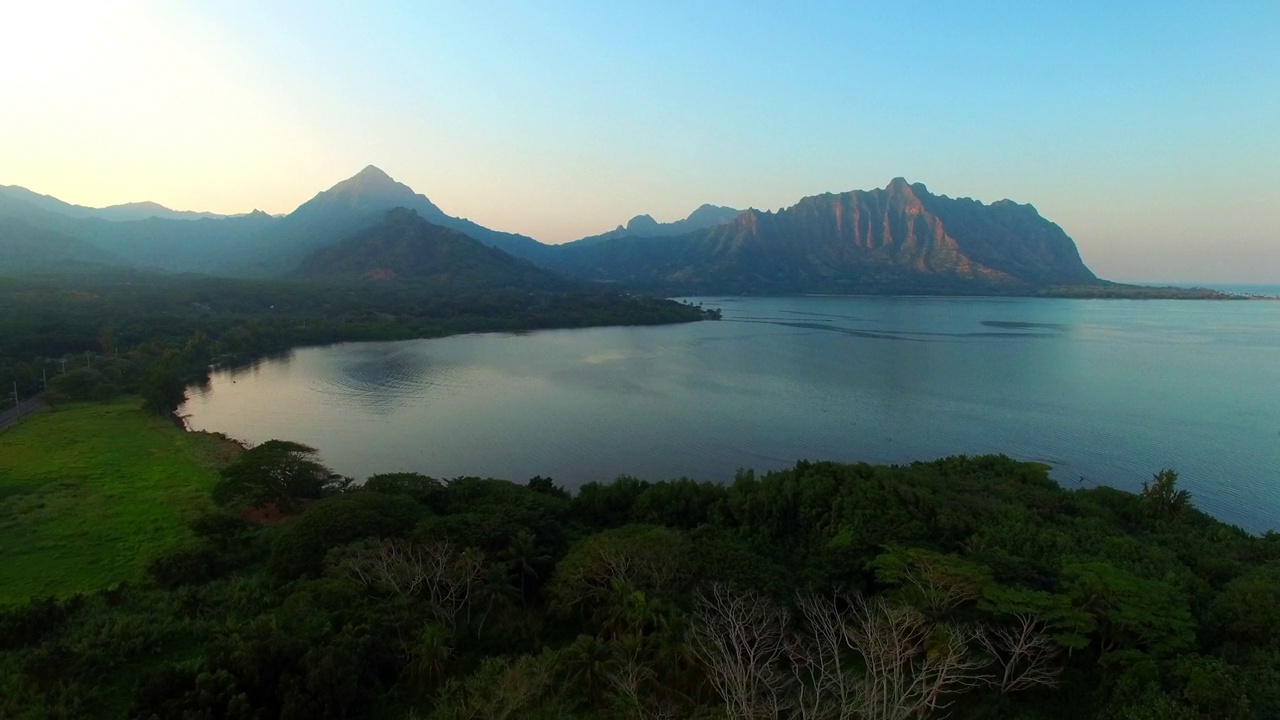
left=1, top=1, right=1277, bottom=282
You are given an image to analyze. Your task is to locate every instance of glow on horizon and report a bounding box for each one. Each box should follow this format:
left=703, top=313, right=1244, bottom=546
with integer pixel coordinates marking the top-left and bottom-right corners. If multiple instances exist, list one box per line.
left=1, top=1, right=1277, bottom=283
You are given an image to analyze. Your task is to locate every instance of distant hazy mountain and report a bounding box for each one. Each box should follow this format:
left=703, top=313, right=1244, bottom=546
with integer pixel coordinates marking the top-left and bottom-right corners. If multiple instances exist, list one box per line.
left=0, top=167, right=550, bottom=276
left=0, top=185, right=228, bottom=221
left=294, top=208, right=571, bottom=290
left=570, top=204, right=742, bottom=246
left=234, top=166, right=553, bottom=275
left=0, top=215, right=125, bottom=274
left=93, top=201, right=232, bottom=222
left=544, top=178, right=1097, bottom=294
left=0, top=189, right=279, bottom=273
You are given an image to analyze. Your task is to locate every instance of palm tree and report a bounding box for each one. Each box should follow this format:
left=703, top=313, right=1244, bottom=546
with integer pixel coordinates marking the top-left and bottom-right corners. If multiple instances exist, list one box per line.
left=562, top=634, right=622, bottom=707
left=502, top=529, right=550, bottom=604
left=597, top=579, right=650, bottom=640
left=405, top=623, right=451, bottom=692
left=473, top=563, right=521, bottom=638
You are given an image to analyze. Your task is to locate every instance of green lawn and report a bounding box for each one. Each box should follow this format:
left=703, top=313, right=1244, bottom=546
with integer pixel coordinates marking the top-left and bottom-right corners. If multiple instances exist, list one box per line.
left=0, top=398, right=238, bottom=605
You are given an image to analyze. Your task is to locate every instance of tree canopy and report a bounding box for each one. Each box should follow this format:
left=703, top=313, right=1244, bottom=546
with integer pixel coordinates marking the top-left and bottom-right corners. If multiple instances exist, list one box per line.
left=2, top=457, right=1276, bottom=719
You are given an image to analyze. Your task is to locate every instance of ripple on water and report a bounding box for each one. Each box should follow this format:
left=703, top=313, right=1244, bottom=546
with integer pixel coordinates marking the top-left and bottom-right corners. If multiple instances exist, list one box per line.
left=180, top=297, right=1280, bottom=533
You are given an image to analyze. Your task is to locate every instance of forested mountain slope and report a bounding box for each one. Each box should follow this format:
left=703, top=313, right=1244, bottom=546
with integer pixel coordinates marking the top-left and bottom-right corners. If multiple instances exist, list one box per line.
left=293, top=208, right=574, bottom=291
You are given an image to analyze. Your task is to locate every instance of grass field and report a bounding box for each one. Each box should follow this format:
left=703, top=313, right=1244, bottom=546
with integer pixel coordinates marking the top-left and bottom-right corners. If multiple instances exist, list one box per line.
left=0, top=398, right=240, bottom=605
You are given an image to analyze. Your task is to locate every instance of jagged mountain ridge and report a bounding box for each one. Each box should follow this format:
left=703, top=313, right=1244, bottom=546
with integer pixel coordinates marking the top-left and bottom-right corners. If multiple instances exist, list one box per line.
left=569, top=204, right=742, bottom=247
left=543, top=178, right=1096, bottom=293
left=293, top=208, right=573, bottom=290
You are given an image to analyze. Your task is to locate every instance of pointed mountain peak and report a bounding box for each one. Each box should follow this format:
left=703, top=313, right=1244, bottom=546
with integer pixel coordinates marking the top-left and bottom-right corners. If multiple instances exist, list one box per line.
left=326, top=165, right=406, bottom=196
left=287, top=165, right=444, bottom=225
left=294, top=165, right=445, bottom=221
left=356, top=165, right=393, bottom=181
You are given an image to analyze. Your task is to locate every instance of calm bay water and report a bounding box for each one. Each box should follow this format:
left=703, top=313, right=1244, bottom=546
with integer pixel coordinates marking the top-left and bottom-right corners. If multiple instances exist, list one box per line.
left=180, top=296, right=1280, bottom=532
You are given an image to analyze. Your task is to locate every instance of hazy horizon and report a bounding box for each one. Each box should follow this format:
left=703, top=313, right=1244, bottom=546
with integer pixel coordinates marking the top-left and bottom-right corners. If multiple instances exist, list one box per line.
left=2, top=1, right=1277, bottom=283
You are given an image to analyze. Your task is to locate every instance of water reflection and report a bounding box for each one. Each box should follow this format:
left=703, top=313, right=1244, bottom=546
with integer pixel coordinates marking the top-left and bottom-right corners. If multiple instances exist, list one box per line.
left=224, top=350, right=295, bottom=381
left=318, top=346, right=462, bottom=415
left=180, top=296, right=1280, bottom=533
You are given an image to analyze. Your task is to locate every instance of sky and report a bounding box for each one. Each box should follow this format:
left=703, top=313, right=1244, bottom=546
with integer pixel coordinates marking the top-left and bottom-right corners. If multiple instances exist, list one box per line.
left=1, top=1, right=1277, bottom=283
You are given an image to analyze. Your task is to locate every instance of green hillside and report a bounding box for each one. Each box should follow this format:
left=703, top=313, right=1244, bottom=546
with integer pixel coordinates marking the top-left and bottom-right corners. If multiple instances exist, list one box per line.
left=293, top=207, right=572, bottom=290
left=0, top=399, right=237, bottom=604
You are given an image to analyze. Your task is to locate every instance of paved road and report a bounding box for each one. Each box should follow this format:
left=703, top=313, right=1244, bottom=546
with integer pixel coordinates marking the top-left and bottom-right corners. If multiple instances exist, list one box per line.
left=0, top=393, right=49, bottom=433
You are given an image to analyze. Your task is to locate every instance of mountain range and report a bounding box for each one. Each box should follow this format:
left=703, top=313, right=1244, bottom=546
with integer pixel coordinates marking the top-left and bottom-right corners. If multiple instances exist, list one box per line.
left=0, top=184, right=231, bottom=222
left=567, top=204, right=743, bottom=247
left=0, top=166, right=1105, bottom=294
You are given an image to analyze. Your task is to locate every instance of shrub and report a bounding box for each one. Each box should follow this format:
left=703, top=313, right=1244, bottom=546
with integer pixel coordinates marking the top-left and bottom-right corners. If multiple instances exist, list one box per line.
left=268, top=491, right=425, bottom=579
left=362, top=472, right=445, bottom=510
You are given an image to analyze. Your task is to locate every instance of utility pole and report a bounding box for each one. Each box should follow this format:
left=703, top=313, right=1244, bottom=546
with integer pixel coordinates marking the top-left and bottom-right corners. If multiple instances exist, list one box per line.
left=59, top=358, right=67, bottom=374
left=42, top=368, right=47, bottom=391
left=11, top=381, right=17, bottom=411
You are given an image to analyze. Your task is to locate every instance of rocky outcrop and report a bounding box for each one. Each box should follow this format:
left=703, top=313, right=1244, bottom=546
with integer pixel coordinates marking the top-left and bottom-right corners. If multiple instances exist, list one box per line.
left=543, top=179, right=1096, bottom=293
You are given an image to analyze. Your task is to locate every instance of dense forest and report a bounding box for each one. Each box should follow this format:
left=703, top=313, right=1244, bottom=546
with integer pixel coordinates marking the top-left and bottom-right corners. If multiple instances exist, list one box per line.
left=0, top=271, right=713, bottom=411
left=2, top=446, right=1278, bottom=718
left=1, top=267, right=1274, bottom=719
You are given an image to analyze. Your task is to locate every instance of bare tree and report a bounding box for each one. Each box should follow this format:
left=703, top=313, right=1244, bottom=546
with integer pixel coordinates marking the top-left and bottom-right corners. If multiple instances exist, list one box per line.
left=338, top=539, right=483, bottom=631
left=691, top=585, right=1057, bottom=720
left=788, top=592, right=858, bottom=720
left=607, top=649, right=685, bottom=720
left=976, top=614, right=1062, bottom=694
left=689, top=584, right=794, bottom=720
left=844, top=595, right=989, bottom=720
